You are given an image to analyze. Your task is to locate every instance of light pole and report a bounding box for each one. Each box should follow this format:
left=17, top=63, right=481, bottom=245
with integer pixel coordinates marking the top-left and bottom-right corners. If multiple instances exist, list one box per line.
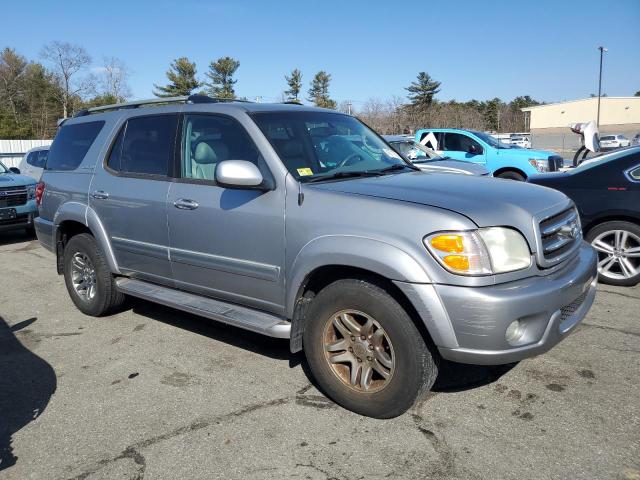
left=596, top=46, right=607, bottom=129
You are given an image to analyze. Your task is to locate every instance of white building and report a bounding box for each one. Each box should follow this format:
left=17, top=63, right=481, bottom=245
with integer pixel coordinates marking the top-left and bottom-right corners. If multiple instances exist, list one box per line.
left=0, top=139, right=53, bottom=168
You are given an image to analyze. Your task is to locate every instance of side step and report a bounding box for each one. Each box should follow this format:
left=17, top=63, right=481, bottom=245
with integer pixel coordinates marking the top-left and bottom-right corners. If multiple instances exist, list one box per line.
left=116, top=278, right=291, bottom=339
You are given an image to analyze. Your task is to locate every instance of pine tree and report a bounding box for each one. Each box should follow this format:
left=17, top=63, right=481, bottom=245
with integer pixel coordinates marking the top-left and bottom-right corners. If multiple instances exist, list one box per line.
left=406, top=72, right=441, bottom=109
left=153, top=57, right=200, bottom=97
left=284, top=69, right=302, bottom=101
left=307, top=71, right=336, bottom=109
left=204, top=56, right=240, bottom=99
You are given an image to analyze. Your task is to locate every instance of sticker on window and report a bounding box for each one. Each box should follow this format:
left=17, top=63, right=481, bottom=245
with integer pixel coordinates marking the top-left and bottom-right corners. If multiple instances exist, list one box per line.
left=383, top=148, right=402, bottom=160
left=297, top=168, right=313, bottom=176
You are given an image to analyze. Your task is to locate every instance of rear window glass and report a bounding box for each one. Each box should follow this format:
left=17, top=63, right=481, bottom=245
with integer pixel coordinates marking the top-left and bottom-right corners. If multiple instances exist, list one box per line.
left=600, top=136, right=615, bottom=141
left=46, top=121, right=104, bottom=171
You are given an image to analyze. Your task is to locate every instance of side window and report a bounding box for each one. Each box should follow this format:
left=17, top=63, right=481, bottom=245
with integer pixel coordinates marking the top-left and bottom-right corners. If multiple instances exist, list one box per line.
left=419, top=131, right=442, bottom=150
left=629, top=166, right=640, bottom=181
left=34, top=150, right=48, bottom=168
left=26, top=152, right=38, bottom=166
left=46, top=121, right=105, bottom=171
left=444, top=133, right=481, bottom=153
left=107, top=115, right=178, bottom=176
left=181, top=114, right=260, bottom=181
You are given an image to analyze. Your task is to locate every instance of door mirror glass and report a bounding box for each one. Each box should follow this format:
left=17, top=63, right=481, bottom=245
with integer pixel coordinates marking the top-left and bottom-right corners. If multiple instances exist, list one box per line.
left=215, top=160, right=265, bottom=189
left=468, top=144, right=483, bottom=155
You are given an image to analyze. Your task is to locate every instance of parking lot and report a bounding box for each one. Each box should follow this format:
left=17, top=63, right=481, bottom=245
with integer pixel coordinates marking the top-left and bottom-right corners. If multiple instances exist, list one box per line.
left=1, top=230, right=639, bottom=480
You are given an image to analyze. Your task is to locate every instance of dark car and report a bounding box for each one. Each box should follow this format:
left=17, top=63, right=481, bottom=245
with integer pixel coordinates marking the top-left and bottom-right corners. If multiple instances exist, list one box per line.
left=528, top=146, right=640, bottom=286
left=383, top=135, right=490, bottom=176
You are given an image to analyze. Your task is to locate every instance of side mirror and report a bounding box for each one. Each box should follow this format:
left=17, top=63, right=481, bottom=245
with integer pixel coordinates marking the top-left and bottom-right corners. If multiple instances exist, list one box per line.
left=9, top=167, right=20, bottom=174
left=215, top=160, right=266, bottom=189
left=467, top=144, right=483, bottom=155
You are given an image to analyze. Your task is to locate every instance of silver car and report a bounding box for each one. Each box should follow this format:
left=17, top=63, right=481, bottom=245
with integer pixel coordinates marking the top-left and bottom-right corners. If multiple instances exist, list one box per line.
left=35, top=96, right=597, bottom=418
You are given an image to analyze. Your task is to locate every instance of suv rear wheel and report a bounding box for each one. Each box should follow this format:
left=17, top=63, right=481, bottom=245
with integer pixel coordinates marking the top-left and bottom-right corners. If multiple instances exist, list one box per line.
left=586, top=221, right=640, bottom=286
left=63, top=233, right=126, bottom=316
left=303, top=278, right=438, bottom=418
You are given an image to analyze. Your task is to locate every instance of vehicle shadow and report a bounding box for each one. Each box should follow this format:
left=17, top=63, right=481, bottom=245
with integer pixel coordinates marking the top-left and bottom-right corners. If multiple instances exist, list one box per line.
left=0, top=316, right=57, bottom=472
left=0, top=229, right=36, bottom=247
left=432, top=359, right=517, bottom=392
left=129, top=298, right=299, bottom=365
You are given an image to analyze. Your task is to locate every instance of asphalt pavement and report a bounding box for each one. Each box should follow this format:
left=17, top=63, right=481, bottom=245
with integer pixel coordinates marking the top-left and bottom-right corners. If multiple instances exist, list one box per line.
left=1, top=231, right=639, bottom=480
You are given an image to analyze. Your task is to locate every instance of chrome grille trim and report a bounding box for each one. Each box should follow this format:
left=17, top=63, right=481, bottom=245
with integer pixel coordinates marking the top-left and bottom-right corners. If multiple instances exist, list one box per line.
left=534, top=204, right=582, bottom=268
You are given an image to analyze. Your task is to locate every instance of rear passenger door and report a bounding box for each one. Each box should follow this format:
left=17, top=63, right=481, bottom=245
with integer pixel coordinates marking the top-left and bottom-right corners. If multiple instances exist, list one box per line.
left=89, top=114, right=178, bottom=284
left=166, top=113, right=286, bottom=314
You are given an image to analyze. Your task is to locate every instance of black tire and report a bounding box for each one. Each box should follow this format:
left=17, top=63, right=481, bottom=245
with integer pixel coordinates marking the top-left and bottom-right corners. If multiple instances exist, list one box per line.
left=303, top=278, right=438, bottom=418
left=585, top=221, right=640, bottom=287
left=497, top=170, right=525, bottom=181
left=63, top=233, right=126, bottom=316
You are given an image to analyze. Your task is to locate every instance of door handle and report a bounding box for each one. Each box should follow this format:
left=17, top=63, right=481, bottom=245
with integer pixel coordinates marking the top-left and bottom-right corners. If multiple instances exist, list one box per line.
left=173, top=198, right=199, bottom=210
left=91, top=190, right=110, bottom=200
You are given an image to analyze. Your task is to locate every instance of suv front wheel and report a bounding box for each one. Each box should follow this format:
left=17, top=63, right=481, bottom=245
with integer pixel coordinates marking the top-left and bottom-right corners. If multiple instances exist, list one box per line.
left=63, top=233, right=126, bottom=316
left=303, top=278, right=438, bottom=418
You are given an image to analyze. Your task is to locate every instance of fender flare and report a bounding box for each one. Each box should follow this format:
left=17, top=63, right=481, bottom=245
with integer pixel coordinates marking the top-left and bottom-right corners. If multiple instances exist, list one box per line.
left=54, top=203, right=120, bottom=274
left=286, top=235, right=431, bottom=319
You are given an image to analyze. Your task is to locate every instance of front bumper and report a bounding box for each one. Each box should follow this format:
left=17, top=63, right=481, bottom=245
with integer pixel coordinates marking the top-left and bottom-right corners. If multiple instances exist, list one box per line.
left=395, top=242, right=598, bottom=365
left=0, top=211, right=37, bottom=232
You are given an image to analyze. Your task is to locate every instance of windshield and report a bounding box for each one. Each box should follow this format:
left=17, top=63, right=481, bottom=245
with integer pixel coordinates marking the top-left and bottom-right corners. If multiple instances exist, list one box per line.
left=574, top=147, right=640, bottom=172
left=472, top=131, right=512, bottom=149
left=0, top=161, right=8, bottom=173
left=252, top=111, right=409, bottom=182
left=392, top=141, right=444, bottom=163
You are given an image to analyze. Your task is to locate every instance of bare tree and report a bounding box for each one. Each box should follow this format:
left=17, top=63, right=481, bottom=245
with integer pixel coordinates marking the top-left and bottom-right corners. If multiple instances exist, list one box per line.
left=98, top=56, right=131, bottom=102
left=41, top=41, right=93, bottom=117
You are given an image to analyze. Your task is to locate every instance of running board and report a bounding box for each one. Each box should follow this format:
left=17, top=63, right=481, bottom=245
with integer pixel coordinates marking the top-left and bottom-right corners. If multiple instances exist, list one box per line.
left=116, top=278, right=291, bottom=338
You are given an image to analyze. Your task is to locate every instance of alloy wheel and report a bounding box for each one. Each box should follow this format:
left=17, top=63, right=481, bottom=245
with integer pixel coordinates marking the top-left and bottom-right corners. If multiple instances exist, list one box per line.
left=323, top=309, right=395, bottom=393
left=591, top=229, right=640, bottom=280
left=71, top=252, right=97, bottom=301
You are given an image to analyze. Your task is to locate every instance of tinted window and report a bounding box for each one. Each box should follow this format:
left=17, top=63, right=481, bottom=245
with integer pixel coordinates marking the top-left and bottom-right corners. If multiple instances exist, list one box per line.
left=107, top=115, right=178, bottom=176
left=181, top=114, right=260, bottom=181
left=600, top=136, right=615, bottom=141
left=34, top=150, right=48, bottom=168
left=46, top=121, right=104, bottom=171
left=419, top=131, right=443, bottom=150
left=444, top=133, right=481, bottom=152
left=26, top=152, right=38, bottom=166
left=629, top=166, right=640, bottom=181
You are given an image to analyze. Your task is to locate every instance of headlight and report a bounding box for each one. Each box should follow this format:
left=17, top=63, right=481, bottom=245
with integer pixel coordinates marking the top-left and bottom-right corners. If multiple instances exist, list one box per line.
left=26, top=185, right=36, bottom=199
left=425, top=228, right=531, bottom=276
left=529, top=158, right=548, bottom=172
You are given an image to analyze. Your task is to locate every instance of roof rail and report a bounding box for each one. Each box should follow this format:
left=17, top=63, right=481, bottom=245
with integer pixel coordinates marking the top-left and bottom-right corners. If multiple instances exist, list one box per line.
left=74, top=94, right=253, bottom=117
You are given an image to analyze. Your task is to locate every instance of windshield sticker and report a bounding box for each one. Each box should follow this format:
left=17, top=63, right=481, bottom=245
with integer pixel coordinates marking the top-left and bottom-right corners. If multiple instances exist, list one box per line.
left=297, top=167, right=313, bottom=176
left=420, top=132, right=439, bottom=150
left=383, top=148, right=402, bottom=160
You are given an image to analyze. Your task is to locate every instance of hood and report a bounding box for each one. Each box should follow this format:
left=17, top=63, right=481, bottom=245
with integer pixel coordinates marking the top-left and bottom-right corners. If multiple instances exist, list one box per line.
left=414, top=159, right=489, bottom=176
left=310, top=171, right=571, bottom=249
left=502, top=147, right=558, bottom=159
left=0, top=173, right=37, bottom=187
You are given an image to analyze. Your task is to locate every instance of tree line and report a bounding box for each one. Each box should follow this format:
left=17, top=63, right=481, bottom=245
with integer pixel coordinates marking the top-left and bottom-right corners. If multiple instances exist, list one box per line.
left=1, top=42, right=554, bottom=139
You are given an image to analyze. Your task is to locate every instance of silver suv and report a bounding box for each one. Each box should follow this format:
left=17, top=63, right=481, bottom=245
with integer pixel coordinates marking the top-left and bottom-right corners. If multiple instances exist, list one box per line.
left=35, top=96, right=598, bottom=418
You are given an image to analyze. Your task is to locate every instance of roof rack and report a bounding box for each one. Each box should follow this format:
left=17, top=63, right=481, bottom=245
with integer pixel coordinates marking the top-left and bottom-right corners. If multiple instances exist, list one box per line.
left=74, top=94, right=253, bottom=117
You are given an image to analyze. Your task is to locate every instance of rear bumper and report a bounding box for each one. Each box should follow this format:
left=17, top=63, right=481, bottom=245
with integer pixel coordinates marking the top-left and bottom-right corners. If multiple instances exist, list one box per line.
left=395, top=242, right=598, bottom=365
left=34, top=216, right=55, bottom=252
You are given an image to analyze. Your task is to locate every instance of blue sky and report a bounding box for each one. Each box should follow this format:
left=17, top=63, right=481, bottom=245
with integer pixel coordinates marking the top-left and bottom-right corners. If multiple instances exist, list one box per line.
left=3, top=0, right=639, bottom=106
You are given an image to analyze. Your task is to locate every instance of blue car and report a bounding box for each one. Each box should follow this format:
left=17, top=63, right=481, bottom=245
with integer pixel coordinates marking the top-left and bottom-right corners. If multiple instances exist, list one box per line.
left=415, top=128, right=564, bottom=180
left=0, top=160, right=38, bottom=233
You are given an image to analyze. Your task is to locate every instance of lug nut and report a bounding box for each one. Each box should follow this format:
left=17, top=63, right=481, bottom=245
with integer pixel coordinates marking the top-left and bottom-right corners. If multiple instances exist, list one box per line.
left=348, top=347, right=353, bottom=352
left=367, top=356, right=373, bottom=361
left=368, top=344, right=374, bottom=350
left=360, top=335, right=366, bottom=340
left=350, top=336, right=355, bottom=341
left=357, top=358, right=362, bottom=362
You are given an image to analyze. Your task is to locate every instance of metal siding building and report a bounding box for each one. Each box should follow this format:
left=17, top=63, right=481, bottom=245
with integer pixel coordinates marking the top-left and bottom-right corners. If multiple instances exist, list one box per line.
left=521, top=97, right=640, bottom=134
left=0, top=139, right=53, bottom=168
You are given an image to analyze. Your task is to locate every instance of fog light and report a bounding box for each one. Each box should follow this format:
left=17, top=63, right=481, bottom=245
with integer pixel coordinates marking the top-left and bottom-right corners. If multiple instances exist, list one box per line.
left=505, top=320, right=525, bottom=344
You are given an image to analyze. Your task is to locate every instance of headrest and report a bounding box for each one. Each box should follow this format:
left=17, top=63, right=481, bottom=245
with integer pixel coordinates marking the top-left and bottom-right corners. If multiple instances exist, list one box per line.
left=282, top=140, right=303, bottom=157
left=194, top=141, right=229, bottom=165
left=310, top=126, right=336, bottom=137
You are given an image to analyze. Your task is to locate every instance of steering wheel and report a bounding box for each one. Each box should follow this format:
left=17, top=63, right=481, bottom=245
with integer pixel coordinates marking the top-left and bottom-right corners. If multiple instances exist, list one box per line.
left=337, top=152, right=365, bottom=167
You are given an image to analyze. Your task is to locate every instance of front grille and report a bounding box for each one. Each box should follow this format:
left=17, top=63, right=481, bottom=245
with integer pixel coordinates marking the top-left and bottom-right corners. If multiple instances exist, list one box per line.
left=560, top=290, right=588, bottom=322
left=547, top=155, right=564, bottom=172
left=537, top=207, right=582, bottom=267
left=0, top=187, right=28, bottom=207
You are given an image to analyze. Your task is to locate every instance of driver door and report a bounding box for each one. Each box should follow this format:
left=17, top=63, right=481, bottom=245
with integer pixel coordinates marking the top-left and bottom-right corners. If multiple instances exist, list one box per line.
left=442, top=133, right=486, bottom=164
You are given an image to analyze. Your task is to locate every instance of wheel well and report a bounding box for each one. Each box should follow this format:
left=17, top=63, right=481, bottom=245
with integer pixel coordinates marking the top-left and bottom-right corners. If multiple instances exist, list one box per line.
left=289, top=265, right=435, bottom=353
left=55, top=221, right=92, bottom=273
left=583, top=216, right=640, bottom=237
left=493, top=167, right=527, bottom=179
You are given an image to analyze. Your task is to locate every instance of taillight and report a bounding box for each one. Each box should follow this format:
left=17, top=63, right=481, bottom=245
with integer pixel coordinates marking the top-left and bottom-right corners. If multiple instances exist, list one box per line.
left=35, top=182, right=45, bottom=207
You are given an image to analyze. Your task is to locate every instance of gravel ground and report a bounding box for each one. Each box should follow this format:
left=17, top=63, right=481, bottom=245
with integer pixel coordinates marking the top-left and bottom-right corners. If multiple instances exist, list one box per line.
left=1, top=231, right=639, bottom=480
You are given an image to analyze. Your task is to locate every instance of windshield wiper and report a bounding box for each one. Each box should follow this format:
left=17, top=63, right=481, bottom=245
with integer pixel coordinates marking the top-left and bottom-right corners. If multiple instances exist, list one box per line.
left=377, top=163, right=420, bottom=173
left=305, top=171, right=384, bottom=183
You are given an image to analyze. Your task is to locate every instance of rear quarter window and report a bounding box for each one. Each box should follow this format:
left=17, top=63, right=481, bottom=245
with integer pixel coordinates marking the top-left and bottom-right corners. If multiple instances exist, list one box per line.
left=46, top=121, right=105, bottom=171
